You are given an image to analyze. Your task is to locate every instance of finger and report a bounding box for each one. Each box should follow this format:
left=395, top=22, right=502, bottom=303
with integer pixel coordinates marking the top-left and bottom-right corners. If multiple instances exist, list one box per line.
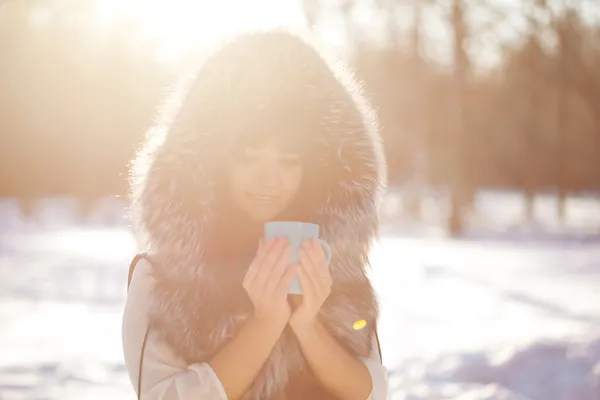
left=274, top=264, right=297, bottom=300
left=243, top=257, right=261, bottom=289
left=256, top=237, right=276, bottom=260
left=299, top=246, right=330, bottom=297
left=262, top=238, right=287, bottom=268
left=299, top=246, right=319, bottom=285
left=254, top=238, right=287, bottom=287
left=297, top=257, right=318, bottom=299
left=303, top=239, right=329, bottom=279
left=273, top=245, right=293, bottom=281
left=264, top=245, right=292, bottom=296
left=244, top=238, right=278, bottom=287
left=302, top=240, right=332, bottom=292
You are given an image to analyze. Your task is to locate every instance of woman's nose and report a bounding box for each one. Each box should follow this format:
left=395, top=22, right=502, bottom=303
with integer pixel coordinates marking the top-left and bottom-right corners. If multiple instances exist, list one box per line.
left=257, top=164, right=281, bottom=187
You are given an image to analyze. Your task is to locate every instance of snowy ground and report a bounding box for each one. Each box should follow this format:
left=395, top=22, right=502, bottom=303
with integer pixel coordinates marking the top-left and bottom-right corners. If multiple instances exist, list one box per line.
left=0, top=191, right=599, bottom=400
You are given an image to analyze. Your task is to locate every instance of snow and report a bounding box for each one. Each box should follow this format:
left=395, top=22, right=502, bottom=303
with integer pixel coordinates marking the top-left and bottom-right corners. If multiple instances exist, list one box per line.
left=1, top=191, right=599, bottom=399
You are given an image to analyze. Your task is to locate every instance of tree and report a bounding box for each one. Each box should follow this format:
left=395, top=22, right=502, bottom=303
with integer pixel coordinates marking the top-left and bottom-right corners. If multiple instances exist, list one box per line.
left=447, top=0, right=472, bottom=236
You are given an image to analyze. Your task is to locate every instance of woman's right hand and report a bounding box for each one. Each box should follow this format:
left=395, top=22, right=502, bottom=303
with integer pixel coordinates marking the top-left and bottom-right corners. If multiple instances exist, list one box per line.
left=243, top=238, right=296, bottom=327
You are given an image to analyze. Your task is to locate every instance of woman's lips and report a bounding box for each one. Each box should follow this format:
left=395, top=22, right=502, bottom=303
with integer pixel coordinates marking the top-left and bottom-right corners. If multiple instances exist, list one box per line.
left=247, top=193, right=278, bottom=203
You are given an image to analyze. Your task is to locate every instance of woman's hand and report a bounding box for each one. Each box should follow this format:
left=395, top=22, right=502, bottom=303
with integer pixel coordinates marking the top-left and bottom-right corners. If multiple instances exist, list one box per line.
left=210, top=238, right=297, bottom=400
left=290, top=238, right=332, bottom=328
left=243, top=238, right=297, bottom=328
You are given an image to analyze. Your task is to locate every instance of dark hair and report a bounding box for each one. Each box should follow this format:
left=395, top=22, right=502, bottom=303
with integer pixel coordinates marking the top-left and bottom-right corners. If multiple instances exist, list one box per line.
left=228, top=83, right=328, bottom=155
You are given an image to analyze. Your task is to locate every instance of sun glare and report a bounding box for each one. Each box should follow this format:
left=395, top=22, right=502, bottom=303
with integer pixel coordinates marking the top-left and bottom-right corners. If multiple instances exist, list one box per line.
left=92, top=0, right=306, bottom=63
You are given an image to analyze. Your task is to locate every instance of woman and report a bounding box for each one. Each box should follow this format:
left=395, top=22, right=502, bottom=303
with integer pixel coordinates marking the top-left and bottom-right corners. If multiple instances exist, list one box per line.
left=122, top=28, right=388, bottom=400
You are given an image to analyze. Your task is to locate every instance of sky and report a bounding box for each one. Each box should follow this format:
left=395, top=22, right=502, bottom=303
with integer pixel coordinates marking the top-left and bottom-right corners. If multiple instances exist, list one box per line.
left=4, top=0, right=600, bottom=68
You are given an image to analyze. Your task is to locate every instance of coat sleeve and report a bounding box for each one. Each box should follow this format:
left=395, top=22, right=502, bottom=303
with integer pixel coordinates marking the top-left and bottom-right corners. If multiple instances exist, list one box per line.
left=360, top=332, right=389, bottom=400
left=121, top=258, right=228, bottom=400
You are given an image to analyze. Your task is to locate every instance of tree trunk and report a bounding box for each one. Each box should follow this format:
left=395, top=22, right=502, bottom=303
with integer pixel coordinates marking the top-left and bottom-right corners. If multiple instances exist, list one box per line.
left=448, top=0, right=470, bottom=237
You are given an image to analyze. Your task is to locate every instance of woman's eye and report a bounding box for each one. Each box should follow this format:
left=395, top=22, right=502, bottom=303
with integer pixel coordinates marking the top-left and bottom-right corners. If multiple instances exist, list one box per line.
left=235, top=148, right=300, bottom=167
left=237, top=149, right=259, bottom=163
left=280, top=155, right=300, bottom=167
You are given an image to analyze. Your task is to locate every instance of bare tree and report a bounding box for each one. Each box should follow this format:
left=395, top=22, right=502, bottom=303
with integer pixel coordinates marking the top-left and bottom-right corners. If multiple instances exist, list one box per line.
left=448, top=0, right=472, bottom=236
left=555, top=11, right=569, bottom=222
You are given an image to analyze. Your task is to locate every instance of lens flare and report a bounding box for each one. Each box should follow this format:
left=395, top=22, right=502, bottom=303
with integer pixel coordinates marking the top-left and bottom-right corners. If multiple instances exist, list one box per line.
left=353, top=319, right=367, bottom=330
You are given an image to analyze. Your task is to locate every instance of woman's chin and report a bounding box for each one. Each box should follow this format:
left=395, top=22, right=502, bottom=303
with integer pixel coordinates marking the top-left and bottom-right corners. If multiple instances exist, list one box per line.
left=246, top=209, right=284, bottom=224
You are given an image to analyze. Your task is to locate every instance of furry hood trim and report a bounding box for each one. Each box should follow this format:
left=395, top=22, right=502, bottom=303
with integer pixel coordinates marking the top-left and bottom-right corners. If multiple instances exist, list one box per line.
left=128, top=28, right=387, bottom=280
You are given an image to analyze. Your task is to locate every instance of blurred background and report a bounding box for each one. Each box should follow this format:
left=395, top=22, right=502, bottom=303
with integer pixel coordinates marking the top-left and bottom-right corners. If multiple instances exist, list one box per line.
left=1, top=0, right=600, bottom=399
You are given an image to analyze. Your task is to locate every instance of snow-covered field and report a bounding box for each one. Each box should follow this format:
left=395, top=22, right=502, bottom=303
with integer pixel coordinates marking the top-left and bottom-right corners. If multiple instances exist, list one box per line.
left=1, top=191, right=599, bottom=400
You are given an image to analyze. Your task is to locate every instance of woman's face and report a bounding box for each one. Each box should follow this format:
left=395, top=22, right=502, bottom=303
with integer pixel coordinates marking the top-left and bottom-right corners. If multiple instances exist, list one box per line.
left=229, top=142, right=303, bottom=223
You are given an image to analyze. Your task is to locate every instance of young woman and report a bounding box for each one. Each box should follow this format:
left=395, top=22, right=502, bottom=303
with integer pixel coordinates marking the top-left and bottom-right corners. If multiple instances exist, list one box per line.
left=122, top=29, right=388, bottom=400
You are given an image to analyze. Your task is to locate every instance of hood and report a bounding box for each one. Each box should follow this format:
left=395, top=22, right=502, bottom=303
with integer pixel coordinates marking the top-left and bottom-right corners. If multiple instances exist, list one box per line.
left=129, top=29, right=387, bottom=281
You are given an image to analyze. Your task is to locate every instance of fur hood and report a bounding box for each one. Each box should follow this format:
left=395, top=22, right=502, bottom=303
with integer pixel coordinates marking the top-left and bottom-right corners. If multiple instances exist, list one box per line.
left=129, top=28, right=387, bottom=399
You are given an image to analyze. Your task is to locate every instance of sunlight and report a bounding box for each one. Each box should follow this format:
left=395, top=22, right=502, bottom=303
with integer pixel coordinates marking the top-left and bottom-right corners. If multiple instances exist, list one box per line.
left=28, top=6, right=53, bottom=26
left=92, top=0, right=306, bottom=63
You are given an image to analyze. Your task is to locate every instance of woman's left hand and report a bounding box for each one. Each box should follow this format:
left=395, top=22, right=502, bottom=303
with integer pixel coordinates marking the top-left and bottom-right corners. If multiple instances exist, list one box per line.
left=290, top=238, right=333, bottom=327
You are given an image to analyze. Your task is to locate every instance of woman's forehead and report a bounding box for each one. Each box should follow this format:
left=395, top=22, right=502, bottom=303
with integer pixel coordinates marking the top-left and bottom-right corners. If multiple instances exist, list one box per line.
left=244, top=141, right=298, bottom=153
left=234, top=130, right=310, bottom=154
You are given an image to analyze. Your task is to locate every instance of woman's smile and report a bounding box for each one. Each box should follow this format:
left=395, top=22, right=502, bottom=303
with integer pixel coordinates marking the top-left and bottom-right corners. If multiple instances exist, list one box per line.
left=229, top=143, right=303, bottom=222
left=247, top=192, right=279, bottom=202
